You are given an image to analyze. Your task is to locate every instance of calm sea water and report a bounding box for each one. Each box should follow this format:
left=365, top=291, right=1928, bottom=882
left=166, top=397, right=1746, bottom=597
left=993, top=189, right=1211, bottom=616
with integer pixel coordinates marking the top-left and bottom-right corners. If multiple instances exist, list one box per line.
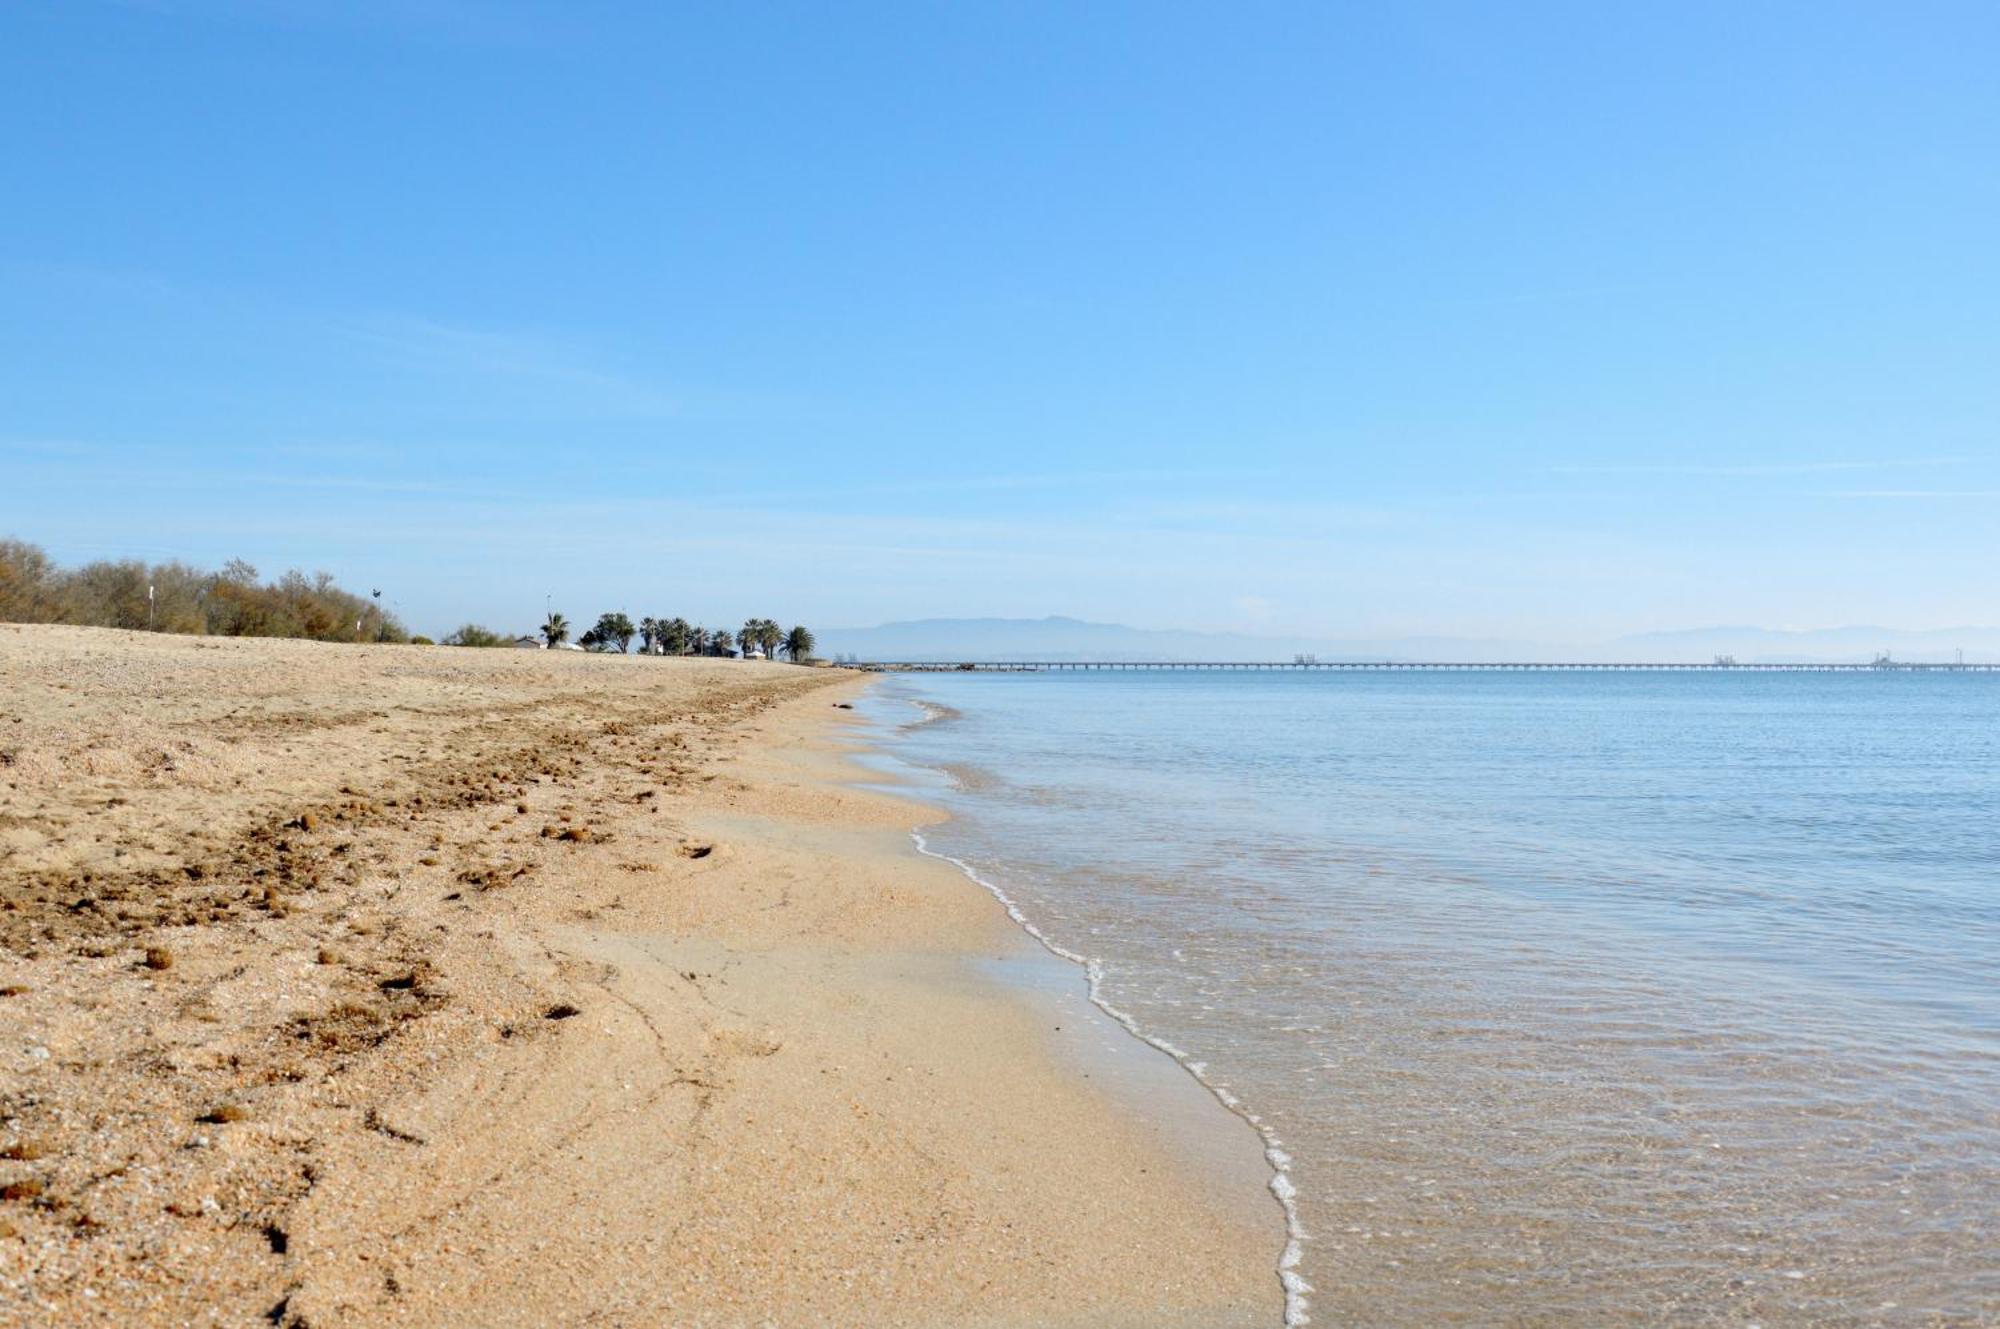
left=865, top=671, right=2000, bottom=1326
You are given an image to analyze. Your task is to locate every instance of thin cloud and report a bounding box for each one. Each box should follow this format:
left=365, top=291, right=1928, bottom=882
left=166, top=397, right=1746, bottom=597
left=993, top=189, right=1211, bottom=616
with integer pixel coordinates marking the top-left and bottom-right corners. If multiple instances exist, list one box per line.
left=1553, top=458, right=1967, bottom=477
left=1815, top=490, right=2000, bottom=498
left=252, top=475, right=459, bottom=495
left=0, top=437, right=102, bottom=457
left=15, top=264, right=674, bottom=419
left=106, top=0, right=548, bottom=46
left=701, top=466, right=1288, bottom=510
left=1425, top=282, right=1650, bottom=310
left=334, top=314, right=679, bottom=418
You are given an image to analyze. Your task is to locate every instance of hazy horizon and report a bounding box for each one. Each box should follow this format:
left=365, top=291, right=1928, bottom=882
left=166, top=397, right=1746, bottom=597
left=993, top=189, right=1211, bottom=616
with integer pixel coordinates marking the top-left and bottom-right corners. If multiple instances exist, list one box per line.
left=5, top=3, right=1996, bottom=636
left=814, top=613, right=2000, bottom=664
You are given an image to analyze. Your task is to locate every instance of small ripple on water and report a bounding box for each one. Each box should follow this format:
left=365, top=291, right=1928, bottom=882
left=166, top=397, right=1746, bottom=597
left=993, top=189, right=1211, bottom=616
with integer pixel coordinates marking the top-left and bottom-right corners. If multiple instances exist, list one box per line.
left=877, top=671, right=2000, bottom=1323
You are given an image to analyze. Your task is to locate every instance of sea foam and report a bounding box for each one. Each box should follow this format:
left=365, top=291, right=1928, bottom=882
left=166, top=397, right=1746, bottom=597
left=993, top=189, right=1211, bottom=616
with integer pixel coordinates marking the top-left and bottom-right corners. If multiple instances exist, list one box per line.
left=910, top=828, right=1313, bottom=1326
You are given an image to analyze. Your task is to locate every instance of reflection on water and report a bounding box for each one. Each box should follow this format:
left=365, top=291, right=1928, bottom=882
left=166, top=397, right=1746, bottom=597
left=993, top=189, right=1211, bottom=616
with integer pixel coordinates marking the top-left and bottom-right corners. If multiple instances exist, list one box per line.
left=872, top=671, right=2000, bottom=1325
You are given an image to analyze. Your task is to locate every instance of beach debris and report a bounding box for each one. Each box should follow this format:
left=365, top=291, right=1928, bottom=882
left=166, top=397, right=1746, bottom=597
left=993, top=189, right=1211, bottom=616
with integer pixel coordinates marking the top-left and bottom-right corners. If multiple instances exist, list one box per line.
left=710, top=1025, right=783, bottom=1057
left=0, top=1140, right=49, bottom=1161
left=1, top=1179, right=45, bottom=1202
left=196, top=1104, right=248, bottom=1125
left=678, top=843, right=714, bottom=860
left=456, top=862, right=534, bottom=891
left=143, top=945, right=175, bottom=970
left=544, top=1003, right=580, bottom=1021
left=363, top=1107, right=425, bottom=1146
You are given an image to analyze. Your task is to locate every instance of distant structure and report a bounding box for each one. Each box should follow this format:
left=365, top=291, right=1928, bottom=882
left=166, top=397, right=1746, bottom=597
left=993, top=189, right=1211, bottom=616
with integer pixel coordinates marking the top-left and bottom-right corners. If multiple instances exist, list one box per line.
left=854, top=658, right=2000, bottom=673
left=1293, top=652, right=1319, bottom=665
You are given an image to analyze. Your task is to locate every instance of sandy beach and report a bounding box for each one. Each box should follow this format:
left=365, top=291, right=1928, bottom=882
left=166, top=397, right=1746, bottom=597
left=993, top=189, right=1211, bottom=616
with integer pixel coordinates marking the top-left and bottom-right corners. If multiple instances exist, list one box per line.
left=0, top=625, right=1277, bottom=1327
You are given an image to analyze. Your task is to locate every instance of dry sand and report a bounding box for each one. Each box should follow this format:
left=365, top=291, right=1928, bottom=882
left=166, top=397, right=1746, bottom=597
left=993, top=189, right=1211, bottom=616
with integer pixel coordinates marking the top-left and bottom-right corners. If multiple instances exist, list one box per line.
left=0, top=625, right=1279, bottom=1327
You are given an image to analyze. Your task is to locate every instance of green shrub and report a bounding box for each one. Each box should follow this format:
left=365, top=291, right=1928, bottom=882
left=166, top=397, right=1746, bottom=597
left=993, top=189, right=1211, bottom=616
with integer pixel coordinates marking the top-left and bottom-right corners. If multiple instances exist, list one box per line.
left=443, top=623, right=508, bottom=647
left=0, top=538, right=58, bottom=622
left=0, top=537, right=409, bottom=643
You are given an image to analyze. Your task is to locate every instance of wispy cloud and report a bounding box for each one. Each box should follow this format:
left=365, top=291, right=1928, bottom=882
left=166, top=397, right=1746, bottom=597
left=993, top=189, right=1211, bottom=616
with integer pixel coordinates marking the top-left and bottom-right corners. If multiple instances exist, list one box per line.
left=251, top=474, right=460, bottom=495
left=1814, top=490, right=2000, bottom=499
left=15, top=262, right=676, bottom=421
left=0, top=437, right=103, bottom=457
left=333, top=314, right=679, bottom=418
left=106, top=0, right=548, bottom=46
left=1553, top=458, right=1967, bottom=477
left=1424, top=282, right=1651, bottom=311
left=699, top=466, right=1288, bottom=510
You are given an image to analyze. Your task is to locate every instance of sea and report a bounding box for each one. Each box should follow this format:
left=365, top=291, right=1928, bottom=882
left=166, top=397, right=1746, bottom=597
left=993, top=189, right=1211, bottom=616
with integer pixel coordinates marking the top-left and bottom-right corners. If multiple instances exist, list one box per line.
left=859, top=669, right=1999, bottom=1326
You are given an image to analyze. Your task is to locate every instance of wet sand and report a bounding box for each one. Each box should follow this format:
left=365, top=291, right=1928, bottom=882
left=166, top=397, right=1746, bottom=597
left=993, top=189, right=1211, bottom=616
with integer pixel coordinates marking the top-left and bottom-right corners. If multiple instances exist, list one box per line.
left=0, top=625, right=1277, bottom=1327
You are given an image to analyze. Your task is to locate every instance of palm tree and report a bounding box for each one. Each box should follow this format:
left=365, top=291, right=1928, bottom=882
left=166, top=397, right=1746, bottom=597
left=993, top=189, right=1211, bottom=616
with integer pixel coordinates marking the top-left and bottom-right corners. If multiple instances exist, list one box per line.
left=783, top=624, right=815, bottom=663
left=639, top=616, right=660, bottom=654
left=663, top=617, right=690, bottom=656
left=737, top=617, right=781, bottom=659
left=542, top=611, right=569, bottom=648
left=690, top=625, right=709, bottom=656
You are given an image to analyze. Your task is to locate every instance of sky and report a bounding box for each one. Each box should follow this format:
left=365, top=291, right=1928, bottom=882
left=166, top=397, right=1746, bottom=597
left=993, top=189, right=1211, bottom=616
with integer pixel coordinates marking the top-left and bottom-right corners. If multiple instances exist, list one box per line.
left=3, top=1, right=1996, bottom=641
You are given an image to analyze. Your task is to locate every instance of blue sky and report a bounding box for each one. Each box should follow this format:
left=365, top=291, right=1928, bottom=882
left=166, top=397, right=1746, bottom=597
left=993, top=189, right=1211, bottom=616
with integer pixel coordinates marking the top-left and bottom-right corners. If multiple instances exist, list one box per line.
left=3, top=1, right=1996, bottom=640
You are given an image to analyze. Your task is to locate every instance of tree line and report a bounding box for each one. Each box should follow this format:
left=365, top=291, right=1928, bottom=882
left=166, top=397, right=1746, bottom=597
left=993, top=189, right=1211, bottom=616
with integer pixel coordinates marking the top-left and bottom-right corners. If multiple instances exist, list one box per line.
left=1, top=537, right=819, bottom=663
left=447, top=612, right=816, bottom=663
left=0, top=538, right=408, bottom=642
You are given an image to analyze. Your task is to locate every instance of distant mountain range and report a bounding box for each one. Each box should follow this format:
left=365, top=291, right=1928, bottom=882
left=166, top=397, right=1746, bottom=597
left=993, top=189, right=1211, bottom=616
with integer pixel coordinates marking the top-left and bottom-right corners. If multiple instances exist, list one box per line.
left=816, top=616, right=2000, bottom=664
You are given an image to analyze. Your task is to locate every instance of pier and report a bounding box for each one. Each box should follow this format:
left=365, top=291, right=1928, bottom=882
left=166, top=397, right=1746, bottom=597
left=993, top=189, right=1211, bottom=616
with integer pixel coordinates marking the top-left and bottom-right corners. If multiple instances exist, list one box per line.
left=855, top=660, right=1998, bottom=673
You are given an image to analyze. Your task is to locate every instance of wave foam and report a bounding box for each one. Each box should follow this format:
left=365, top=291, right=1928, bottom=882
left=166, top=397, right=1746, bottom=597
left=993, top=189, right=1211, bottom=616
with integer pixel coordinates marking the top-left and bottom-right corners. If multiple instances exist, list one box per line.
left=910, top=829, right=1312, bottom=1326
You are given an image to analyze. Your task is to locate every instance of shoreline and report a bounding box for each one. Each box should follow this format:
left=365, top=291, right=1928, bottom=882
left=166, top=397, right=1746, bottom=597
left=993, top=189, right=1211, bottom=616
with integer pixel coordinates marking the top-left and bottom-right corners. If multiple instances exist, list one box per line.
left=906, top=829, right=1310, bottom=1328
left=848, top=683, right=1307, bottom=1323
left=833, top=689, right=1292, bottom=1279
left=0, top=626, right=1280, bottom=1326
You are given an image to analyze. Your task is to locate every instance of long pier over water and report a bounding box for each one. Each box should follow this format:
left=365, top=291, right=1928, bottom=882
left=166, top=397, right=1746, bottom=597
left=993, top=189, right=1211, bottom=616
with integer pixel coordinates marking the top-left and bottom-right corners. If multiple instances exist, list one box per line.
left=859, top=660, right=1999, bottom=673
